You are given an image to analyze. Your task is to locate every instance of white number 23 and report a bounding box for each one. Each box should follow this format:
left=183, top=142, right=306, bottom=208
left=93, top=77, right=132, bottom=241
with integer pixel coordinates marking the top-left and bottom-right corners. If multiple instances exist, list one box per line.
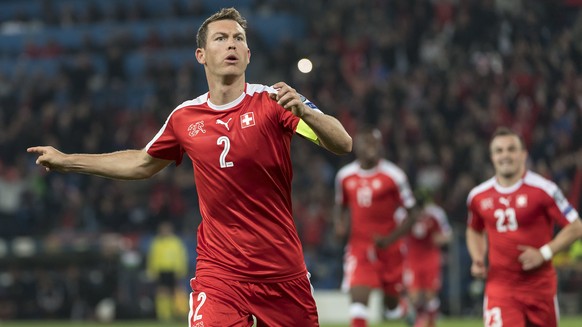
left=493, top=208, right=518, bottom=232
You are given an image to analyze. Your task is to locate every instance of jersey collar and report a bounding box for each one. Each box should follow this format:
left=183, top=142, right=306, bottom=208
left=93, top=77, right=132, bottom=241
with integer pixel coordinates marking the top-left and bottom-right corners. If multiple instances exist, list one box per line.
left=207, top=91, right=246, bottom=111
left=493, top=171, right=527, bottom=194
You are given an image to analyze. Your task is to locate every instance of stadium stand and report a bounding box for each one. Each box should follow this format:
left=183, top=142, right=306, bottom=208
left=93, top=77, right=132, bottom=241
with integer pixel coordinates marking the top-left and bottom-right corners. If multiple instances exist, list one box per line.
left=0, top=0, right=581, bottom=321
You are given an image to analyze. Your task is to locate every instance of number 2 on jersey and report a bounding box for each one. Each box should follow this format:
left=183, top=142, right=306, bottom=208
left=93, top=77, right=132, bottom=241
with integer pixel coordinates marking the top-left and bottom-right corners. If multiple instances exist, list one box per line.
left=217, top=136, right=234, bottom=168
left=494, top=208, right=518, bottom=232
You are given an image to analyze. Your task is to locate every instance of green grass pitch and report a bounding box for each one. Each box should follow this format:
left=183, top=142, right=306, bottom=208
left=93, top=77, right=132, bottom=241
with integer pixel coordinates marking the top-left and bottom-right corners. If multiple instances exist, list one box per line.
left=1, top=317, right=581, bottom=327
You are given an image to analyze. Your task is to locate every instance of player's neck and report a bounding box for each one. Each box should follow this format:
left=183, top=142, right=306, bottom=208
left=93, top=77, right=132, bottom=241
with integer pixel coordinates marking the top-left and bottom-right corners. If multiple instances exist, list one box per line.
left=496, top=168, right=525, bottom=187
left=359, top=159, right=379, bottom=170
left=207, top=75, right=246, bottom=105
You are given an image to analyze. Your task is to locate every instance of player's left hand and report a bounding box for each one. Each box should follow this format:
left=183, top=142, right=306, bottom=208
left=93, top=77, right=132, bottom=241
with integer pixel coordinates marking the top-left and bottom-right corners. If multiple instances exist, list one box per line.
left=270, top=82, right=306, bottom=118
left=517, top=245, right=545, bottom=271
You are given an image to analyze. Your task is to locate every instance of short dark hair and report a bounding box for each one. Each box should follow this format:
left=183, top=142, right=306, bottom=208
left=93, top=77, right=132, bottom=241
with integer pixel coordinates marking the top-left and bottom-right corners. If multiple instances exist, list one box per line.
left=196, top=7, right=248, bottom=49
left=490, top=126, right=525, bottom=149
left=356, top=125, right=382, bottom=141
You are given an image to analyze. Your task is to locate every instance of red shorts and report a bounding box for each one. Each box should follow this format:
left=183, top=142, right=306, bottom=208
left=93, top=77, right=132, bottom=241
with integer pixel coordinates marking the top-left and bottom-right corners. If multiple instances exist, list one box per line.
left=403, top=264, right=441, bottom=292
left=341, top=244, right=404, bottom=296
left=484, top=293, right=558, bottom=327
left=189, top=274, right=319, bottom=327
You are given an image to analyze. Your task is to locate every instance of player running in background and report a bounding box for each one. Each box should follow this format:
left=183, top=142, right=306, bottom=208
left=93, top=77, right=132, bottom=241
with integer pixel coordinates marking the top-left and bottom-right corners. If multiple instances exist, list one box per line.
left=28, top=7, right=352, bottom=327
left=403, top=189, right=451, bottom=327
left=466, top=127, right=582, bottom=327
left=334, top=127, right=417, bottom=327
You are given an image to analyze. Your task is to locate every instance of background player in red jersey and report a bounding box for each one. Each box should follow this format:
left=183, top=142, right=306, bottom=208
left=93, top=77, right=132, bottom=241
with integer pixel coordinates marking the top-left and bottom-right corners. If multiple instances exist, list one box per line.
left=404, top=189, right=451, bottom=327
left=334, top=127, right=417, bottom=327
left=27, top=7, right=352, bottom=327
left=466, top=127, right=582, bottom=327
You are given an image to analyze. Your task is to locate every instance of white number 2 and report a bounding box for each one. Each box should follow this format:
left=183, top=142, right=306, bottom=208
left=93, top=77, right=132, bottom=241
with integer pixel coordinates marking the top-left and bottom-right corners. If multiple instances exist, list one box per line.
left=485, top=307, right=503, bottom=327
left=494, top=208, right=518, bottom=232
left=217, top=136, right=234, bottom=168
left=192, top=292, right=206, bottom=322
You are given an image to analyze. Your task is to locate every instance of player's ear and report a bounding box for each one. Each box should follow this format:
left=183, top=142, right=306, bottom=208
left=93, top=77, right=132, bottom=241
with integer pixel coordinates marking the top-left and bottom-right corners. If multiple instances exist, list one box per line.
left=247, top=49, right=251, bottom=64
left=195, top=48, right=205, bottom=64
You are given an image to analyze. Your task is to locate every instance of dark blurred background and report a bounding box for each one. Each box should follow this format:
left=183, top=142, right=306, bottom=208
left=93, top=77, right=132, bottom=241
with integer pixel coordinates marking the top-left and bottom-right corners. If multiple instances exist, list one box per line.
left=1, top=0, right=582, bottom=322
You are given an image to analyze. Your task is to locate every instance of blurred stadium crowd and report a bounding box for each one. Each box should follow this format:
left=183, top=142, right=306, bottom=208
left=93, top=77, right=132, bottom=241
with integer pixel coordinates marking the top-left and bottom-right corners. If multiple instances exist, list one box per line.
left=1, top=0, right=582, bottom=321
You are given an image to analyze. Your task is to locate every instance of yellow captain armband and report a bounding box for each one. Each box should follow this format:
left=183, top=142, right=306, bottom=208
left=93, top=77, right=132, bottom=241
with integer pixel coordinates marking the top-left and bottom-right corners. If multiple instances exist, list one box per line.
left=296, top=119, right=319, bottom=145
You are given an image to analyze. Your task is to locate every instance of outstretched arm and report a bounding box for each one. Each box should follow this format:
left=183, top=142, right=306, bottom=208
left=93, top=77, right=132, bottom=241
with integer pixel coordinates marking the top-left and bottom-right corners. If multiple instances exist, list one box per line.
left=270, top=82, right=352, bottom=155
left=27, top=146, right=172, bottom=180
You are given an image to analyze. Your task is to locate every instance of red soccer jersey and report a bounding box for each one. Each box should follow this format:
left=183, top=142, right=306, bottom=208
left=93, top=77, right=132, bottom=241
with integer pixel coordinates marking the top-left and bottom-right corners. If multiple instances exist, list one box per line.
left=146, top=83, right=319, bottom=282
left=335, top=159, right=416, bottom=250
left=467, top=171, right=580, bottom=296
left=405, top=203, right=451, bottom=270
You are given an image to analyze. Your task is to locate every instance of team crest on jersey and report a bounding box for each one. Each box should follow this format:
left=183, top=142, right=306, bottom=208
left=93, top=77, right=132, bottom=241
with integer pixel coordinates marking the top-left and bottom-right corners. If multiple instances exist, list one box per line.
left=371, top=179, right=382, bottom=189
left=480, top=198, right=493, bottom=210
left=240, top=112, right=255, bottom=128
left=516, top=194, right=528, bottom=208
left=188, top=121, right=206, bottom=137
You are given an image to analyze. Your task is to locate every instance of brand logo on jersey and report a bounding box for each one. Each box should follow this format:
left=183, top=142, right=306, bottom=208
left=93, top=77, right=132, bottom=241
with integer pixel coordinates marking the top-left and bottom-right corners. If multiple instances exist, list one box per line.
left=480, top=198, right=493, bottom=210
left=240, top=112, right=255, bottom=128
left=516, top=194, right=527, bottom=208
left=188, top=121, right=206, bottom=137
left=216, top=118, right=232, bottom=131
left=498, top=196, right=511, bottom=207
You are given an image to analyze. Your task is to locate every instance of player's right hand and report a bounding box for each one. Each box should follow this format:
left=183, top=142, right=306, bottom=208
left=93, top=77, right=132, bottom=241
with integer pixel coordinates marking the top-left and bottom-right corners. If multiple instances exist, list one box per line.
left=26, top=146, right=66, bottom=172
left=471, top=260, right=487, bottom=279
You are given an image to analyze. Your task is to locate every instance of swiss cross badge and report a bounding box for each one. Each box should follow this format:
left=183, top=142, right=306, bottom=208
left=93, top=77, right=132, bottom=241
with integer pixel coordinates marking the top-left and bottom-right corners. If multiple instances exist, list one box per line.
left=240, top=112, right=255, bottom=128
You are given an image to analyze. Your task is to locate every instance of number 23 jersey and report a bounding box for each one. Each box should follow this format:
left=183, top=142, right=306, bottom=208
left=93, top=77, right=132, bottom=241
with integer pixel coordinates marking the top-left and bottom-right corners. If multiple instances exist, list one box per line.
left=466, top=170, right=579, bottom=295
left=146, top=83, right=319, bottom=282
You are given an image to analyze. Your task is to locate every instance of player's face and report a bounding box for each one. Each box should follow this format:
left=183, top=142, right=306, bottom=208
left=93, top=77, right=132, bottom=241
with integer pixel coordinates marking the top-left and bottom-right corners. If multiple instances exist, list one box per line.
left=196, top=20, right=250, bottom=78
left=490, top=135, right=527, bottom=179
left=355, top=134, right=382, bottom=168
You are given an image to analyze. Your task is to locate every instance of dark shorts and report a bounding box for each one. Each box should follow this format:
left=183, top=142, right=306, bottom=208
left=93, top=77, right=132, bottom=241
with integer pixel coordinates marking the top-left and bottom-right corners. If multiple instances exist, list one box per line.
left=158, top=271, right=176, bottom=288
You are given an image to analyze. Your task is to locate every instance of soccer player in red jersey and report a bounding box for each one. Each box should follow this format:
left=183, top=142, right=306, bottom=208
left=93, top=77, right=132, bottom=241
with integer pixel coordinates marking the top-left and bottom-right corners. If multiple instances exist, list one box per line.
left=334, top=127, right=417, bottom=327
left=404, top=189, right=451, bottom=327
left=466, top=127, right=582, bottom=327
left=27, top=8, right=352, bottom=327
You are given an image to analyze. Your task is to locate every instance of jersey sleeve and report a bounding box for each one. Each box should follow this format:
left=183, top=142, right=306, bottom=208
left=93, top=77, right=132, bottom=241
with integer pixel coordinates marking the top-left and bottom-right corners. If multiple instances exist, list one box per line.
left=545, top=185, right=580, bottom=227
left=145, top=113, right=184, bottom=165
left=467, top=196, right=485, bottom=232
left=334, top=171, right=346, bottom=206
left=429, top=205, right=452, bottom=236
left=396, top=174, right=416, bottom=209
